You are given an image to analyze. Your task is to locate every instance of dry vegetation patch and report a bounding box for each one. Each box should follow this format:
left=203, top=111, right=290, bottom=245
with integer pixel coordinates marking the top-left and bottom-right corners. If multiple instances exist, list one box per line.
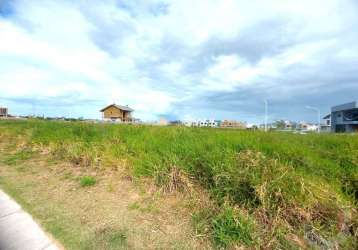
left=0, top=143, right=212, bottom=249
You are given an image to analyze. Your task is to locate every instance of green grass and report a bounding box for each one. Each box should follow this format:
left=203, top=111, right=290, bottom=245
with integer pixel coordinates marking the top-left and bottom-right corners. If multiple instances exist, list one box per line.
left=212, top=207, right=254, bottom=247
left=0, top=119, right=357, bottom=248
left=80, top=176, right=96, bottom=187
left=4, top=149, right=33, bottom=166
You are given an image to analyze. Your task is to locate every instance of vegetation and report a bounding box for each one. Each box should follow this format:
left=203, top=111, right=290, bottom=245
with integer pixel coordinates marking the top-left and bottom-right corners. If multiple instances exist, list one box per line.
left=80, top=176, right=96, bottom=187
left=0, top=119, right=357, bottom=249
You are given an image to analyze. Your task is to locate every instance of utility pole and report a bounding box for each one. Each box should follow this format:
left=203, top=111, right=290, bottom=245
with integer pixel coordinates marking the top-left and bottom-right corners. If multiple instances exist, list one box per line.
left=306, top=106, right=321, bottom=133
left=264, top=100, right=268, bottom=132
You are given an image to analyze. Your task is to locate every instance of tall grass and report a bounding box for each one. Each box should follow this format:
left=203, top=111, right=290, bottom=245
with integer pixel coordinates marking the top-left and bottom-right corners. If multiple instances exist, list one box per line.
left=1, top=119, right=357, bottom=248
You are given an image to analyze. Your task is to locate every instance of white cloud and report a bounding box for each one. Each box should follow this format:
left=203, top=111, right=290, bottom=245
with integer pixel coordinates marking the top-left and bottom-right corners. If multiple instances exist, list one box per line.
left=0, top=0, right=357, bottom=122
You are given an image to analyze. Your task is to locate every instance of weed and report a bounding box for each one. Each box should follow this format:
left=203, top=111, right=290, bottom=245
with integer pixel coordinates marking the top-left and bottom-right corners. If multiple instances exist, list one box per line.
left=192, top=208, right=215, bottom=237
left=212, top=207, right=255, bottom=247
left=128, top=202, right=140, bottom=210
left=80, top=176, right=96, bottom=187
left=4, top=149, right=33, bottom=166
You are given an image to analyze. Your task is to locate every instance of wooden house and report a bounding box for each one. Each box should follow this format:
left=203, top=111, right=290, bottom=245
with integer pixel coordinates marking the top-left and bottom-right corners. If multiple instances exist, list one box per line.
left=100, top=104, right=134, bottom=122
left=220, top=120, right=246, bottom=129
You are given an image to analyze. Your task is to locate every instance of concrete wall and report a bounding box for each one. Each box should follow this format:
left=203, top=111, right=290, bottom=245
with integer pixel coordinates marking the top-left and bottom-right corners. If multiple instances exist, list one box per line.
left=331, top=109, right=358, bottom=133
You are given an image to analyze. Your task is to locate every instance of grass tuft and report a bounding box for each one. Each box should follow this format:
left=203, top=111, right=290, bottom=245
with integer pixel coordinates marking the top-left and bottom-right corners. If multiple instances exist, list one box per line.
left=212, top=207, right=255, bottom=247
left=80, top=176, right=96, bottom=187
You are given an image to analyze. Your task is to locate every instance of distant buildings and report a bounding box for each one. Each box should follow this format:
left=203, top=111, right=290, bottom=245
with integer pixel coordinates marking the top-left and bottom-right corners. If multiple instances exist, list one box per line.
left=298, top=122, right=319, bottom=132
left=181, top=119, right=247, bottom=129
left=184, top=120, right=220, bottom=127
left=198, top=120, right=220, bottom=127
left=0, top=107, right=8, bottom=117
left=321, top=114, right=331, bottom=132
left=330, top=101, right=358, bottom=133
left=157, top=118, right=169, bottom=126
left=220, top=120, right=246, bottom=129
left=273, top=120, right=295, bottom=130
left=169, top=120, right=183, bottom=126
left=100, top=104, right=134, bottom=122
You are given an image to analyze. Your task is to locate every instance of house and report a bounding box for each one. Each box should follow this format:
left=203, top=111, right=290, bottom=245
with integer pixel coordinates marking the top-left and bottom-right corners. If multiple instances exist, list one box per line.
left=331, top=101, right=358, bottom=133
left=100, top=104, right=134, bottom=122
left=201, top=120, right=219, bottom=127
left=199, top=120, right=220, bottom=127
left=169, top=120, right=183, bottom=126
left=220, top=120, right=246, bottom=129
left=246, top=123, right=258, bottom=130
left=157, top=118, right=169, bottom=126
left=183, top=121, right=192, bottom=127
left=299, top=122, right=319, bottom=132
left=284, top=120, right=293, bottom=130
left=321, top=114, right=331, bottom=132
left=0, top=107, right=8, bottom=117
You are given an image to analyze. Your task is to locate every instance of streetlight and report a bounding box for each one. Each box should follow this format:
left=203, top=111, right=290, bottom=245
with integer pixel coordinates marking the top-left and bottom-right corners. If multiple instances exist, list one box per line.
left=306, top=106, right=321, bottom=133
left=264, top=100, right=268, bottom=132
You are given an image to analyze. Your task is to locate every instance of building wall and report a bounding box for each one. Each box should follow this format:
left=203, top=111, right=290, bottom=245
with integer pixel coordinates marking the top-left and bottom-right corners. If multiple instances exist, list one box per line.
left=220, top=120, right=246, bottom=129
left=103, top=106, right=123, bottom=119
left=0, top=107, right=8, bottom=117
left=103, top=106, right=131, bottom=121
left=331, top=109, right=358, bottom=133
left=188, top=120, right=219, bottom=127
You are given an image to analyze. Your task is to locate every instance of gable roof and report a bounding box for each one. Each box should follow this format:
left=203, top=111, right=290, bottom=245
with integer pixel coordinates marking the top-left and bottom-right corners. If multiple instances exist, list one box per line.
left=323, top=114, right=331, bottom=119
left=100, top=104, right=134, bottom=112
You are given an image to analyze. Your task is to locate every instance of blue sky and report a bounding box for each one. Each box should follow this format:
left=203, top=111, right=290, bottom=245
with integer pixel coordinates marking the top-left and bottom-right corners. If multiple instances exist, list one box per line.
left=0, top=0, right=358, bottom=123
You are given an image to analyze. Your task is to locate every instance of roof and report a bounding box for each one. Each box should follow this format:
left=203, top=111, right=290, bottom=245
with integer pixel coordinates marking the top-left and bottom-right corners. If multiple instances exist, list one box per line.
left=323, top=114, right=331, bottom=119
left=100, top=104, right=134, bottom=112
left=332, top=101, right=358, bottom=112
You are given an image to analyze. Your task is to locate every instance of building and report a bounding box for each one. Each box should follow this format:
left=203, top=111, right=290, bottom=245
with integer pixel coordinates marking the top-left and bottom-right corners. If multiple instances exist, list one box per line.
left=183, top=121, right=192, bottom=127
left=169, top=120, right=183, bottom=126
left=0, top=107, right=8, bottom=117
left=321, top=114, right=331, bottom=132
left=193, top=120, right=220, bottom=127
left=298, top=122, right=319, bottom=132
left=157, top=118, right=169, bottom=126
left=100, top=104, right=134, bottom=122
left=200, top=120, right=219, bottom=127
left=331, top=101, right=358, bottom=133
left=220, top=120, right=246, bottom=129
left=246, top=123, right=258, bottom=130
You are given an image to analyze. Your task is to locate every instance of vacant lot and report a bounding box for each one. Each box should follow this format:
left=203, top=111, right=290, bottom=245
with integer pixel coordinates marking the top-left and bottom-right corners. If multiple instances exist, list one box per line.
left=0, top=120, right=357, bottom=249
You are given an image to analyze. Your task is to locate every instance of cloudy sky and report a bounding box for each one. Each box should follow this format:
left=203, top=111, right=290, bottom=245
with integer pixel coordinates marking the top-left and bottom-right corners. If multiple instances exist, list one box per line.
left=0, top=0, right=358, bottom=123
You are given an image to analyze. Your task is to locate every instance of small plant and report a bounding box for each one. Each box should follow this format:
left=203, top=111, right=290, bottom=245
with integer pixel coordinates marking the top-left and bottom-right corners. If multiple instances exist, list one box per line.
left=128, top=202, right=140, bottom=210
left=212, top=207, right=255, bottom=247
left=80, top=176, right=96, bottom=187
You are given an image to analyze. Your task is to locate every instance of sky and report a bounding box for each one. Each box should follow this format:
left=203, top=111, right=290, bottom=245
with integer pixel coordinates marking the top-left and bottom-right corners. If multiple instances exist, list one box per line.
left=0, top=0, right=358, bottom=123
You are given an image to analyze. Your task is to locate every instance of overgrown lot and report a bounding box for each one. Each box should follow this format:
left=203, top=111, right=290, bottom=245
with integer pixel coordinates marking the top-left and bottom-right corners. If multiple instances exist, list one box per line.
left=0, top=119, right=357, bottom=249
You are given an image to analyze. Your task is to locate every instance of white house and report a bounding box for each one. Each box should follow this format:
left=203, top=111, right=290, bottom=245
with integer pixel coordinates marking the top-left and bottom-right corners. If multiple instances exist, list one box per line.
left=299, top=122, right=319, bottom=131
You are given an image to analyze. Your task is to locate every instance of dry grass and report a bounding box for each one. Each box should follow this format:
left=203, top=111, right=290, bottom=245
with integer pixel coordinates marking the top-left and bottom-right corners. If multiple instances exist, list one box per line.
left=1, top=120, right=357, bottom=249
left=0, top=142, right=212, bottom=249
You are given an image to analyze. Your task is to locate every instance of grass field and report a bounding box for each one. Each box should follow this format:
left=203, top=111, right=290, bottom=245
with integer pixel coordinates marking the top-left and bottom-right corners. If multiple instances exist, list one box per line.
left=0, top=119, right=357, bottom=249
